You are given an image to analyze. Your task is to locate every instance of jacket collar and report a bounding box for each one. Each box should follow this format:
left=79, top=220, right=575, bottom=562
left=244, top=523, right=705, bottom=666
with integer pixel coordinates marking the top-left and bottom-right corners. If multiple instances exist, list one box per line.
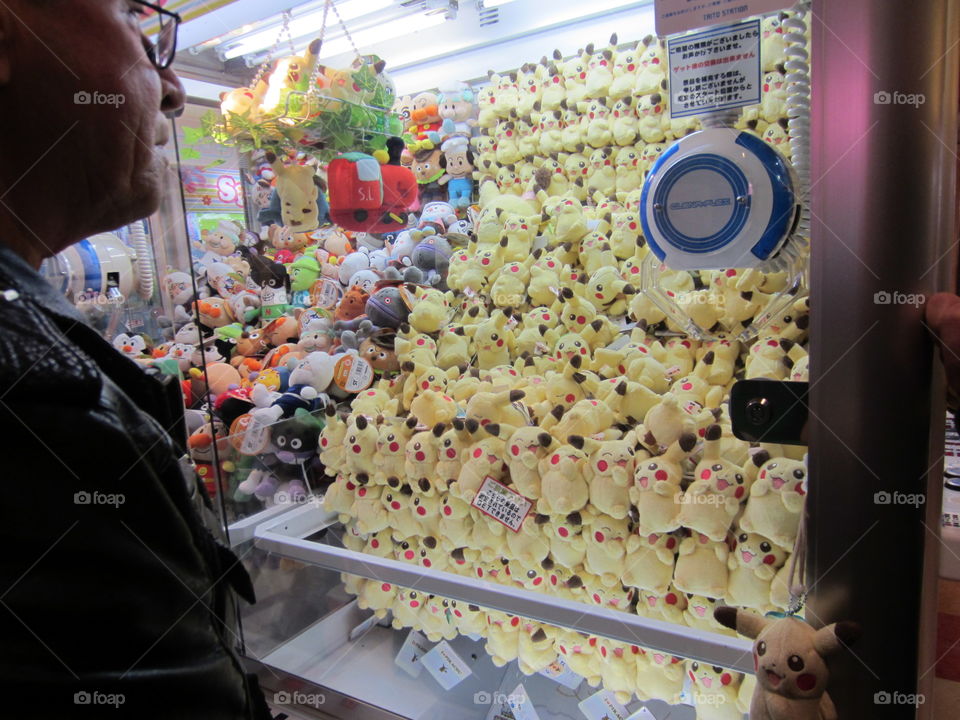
left=0, top=242, right=88, bottom=324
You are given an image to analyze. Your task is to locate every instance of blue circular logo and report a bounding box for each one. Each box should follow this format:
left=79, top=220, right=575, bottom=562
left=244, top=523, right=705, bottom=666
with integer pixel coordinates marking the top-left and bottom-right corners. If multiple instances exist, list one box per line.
left=653, top=154, right=751, bottom=254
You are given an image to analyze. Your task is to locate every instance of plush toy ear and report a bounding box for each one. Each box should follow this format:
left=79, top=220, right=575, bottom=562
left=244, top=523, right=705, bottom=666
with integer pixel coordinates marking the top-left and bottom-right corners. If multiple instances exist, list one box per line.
left=814, top=622, right=861, bottom=657
left=714, top=607, right=770, bottom=639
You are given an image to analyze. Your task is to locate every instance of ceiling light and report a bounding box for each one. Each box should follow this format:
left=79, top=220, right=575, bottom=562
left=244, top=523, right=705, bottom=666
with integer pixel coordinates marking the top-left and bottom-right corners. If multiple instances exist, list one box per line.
left=314, top=11, right=448, bottom=60
left=482, top=0, right=519, bottom=8
left=223, top=0, right=394, bottom=61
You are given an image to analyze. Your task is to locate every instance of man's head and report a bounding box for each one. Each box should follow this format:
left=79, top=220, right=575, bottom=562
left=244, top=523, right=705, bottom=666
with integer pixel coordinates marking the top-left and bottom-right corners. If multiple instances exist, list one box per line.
left=0, top=0, right=185, bottom=266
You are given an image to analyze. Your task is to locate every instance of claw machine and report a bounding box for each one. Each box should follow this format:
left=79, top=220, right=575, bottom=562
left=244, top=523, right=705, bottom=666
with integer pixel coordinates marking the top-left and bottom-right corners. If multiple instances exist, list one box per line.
left=152, top=0, right=959, bottom=718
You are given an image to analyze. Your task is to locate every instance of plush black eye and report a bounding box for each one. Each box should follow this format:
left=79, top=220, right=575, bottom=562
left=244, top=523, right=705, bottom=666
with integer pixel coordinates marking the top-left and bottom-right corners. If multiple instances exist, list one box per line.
left=735, top=474, right=744, bottom=484
left=788, top=655, right=804, bottom=671
left=388, top=434, right=395, bottom=442
left=760, top=542, right=772, bottom=552
left=491, top=334, right=499, bottom=341
left=794, top=468, right=805, bottom=479
left=769, top=463, right=778, bottom=470
left=691, top=662, right=699, bottom=671
left=712, top=464, right=722, bottom=472
left=527, top=570, right=537, bottom=578
left=276, top=436, right=287, bottom=447
left=739, top=533, right=748, bottom=542
left=386, top=495, right=393, bottom=502
left=757, top=641, right=767, bottom=656
left=409, top=591, right=418, bottom=599
left=648, top=463, right=657, bottom=471
left=712, top=666, right=723, bottom=674
left=349, top=435, right=356, bottom=443
left=400, top=541, right=408, bottom=549
left=290, top=439, right=302, bottom=450
left=420, top=550, right=427, bottom=557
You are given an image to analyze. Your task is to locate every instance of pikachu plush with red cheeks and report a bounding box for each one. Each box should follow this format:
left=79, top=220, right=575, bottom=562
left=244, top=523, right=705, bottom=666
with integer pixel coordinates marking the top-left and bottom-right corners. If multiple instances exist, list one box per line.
left=357, top=578, right=397, bottom=620
left=536, top=442, right=590, bottom=516
left=322, top=473, right=358, bottom=522
left=581, top=513, right=632, bottom=588
left=740, top=456, right=807, bottom=549
left=637, top=584, right=688, bottom=625
left=584, top=35, right=617, bottom=98
left=381, top=483, right=422, bottom=541
left=673, top=531, right=731, bottom=600
left=725, top=530, right=788, bottom=612
left=535, top=110, right=565, bottom=155
left=538, top=61, right=566, bottom=111
left=391, top=588, right=426, bottom=631
left=517, top=621, right=558, bottom=676
left=609, top=39, right=641, bottom=99
left=403, top=422, right=445, bottom=496
left=352, top=485, right=390, bottom=535
left=343, top=415, right=380, bottom=484
left=597, top=638, right=644, bottom=705
left=546, top=509, right=591, bottom=569
left=506, top=513, right=552, bottom=567
left=634, top=35, right=667, bottom=94
left=630, top=433, right=698, bottom=535
left=636, top=648, right=685, bottom=705
left=678, top=424, right=751, bottom=541
left=453, top=424, right=510, bottom=503
left=685, top=661, right=744, bottom=720
left=465, top=309, right=516, bottom=370
left=373, top=416, right=417, bottom=486
left=504, top=425, right=556, bottom=500
left=436, top=418, right=475, bottom=490
left=622, top=531, right=679, bottom=595
left=568, top=433, right=637, bottom=519
left=581, top=97, right=613, bottom=149
left=438, top=492, right=475, bottom=549
left=556, top=630, right=602, bottom=687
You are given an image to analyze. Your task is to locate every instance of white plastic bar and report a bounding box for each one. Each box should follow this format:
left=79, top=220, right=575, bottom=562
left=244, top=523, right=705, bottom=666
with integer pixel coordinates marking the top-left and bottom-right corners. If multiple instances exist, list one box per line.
left=253, top=506, right=754, bottom=672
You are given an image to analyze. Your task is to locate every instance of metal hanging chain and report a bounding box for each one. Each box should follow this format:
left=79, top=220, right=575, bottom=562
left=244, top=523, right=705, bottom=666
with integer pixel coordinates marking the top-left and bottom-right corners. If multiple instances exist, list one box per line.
left=328, top=0, right=362, bottom=62
left=307, top=0, right=334, bottom=96
left=250, top=9, right=294, bottom=90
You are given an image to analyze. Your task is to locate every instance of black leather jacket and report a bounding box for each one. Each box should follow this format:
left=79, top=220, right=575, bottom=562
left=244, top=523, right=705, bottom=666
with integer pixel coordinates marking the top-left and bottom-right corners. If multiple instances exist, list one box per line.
left=0, top=244, right=269, bottom=719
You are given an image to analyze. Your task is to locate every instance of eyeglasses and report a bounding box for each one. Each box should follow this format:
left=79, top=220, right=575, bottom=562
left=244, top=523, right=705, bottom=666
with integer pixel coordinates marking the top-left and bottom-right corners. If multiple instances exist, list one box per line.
left=132, top=0, right=181, bottom=70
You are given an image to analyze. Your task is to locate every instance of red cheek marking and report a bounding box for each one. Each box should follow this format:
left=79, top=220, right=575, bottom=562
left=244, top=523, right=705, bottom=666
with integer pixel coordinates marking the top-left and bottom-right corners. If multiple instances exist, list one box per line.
left=346, top=482, right=356, bottom=491
left=648, top=534, right=658, bottom=544
left=796, top=673, right=817, bottom=691
left=352, top=445, right=361, bottom=454
left=511, top=445, right=520, bottom=456
left=760, top=470, right=767, bottom=479
left=410, top=600, right=419, bottom=608
left=473, top=448, right=483, bottom=459
left=405, top=550, right=415, bottom=560
left=701, top=469, right=712, bottom=480
left=443, top=506, right=452, bottom=516
left=721, top=673, right=732, bottom=685
left=551, top=454, right=561, bottom=465
left=566, top=393, right=576, bottom=403
left=682, top=382, right=693, bottom=391
left=447, top=449, right=457, bottom=459
left=416, top=451, right=426, bottom=462
left=533, top=577, right=542, bottom=586
left=559, top=527, right=569, bottom=537
left=391, top=501, right=401, bottom=510
left=577, top=316, right=586, bottom=324
left=754, top=653, right=759, bottom=672
left=511, top=616, right=520, bottom=627
left=358, top=488, right=367, bottom=497
left=597, top=460, right=608, bottom=471
left=321, top=438, right=328, bottom=447
left=689, top=670, right=696, bottom=683
left=666, top=537, right=677, bottom=549
left=654, top=470, right=668, bottom=482
left=389, top=442, right=399, bottom=452
left=381, top=583, right=391, bottom=591
left=735, top=486, right=745, bottom=499
left=763, top=554, right=776, bottom=564
left=665, top=593, right=678, bottom=605
left=416, top=506, right=426, bottom=516
left=497, top=339, right=504, bottom=347
left=595, top=532, right=605, bottom=542
left=371, top=539, right=379, bottom=548
left=423, top=558, right=432, bottom=567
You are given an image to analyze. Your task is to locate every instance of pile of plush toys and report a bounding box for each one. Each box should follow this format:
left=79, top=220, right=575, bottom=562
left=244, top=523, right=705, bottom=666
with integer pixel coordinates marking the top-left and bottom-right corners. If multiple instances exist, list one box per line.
left=113, top=14, right=819, bottom=716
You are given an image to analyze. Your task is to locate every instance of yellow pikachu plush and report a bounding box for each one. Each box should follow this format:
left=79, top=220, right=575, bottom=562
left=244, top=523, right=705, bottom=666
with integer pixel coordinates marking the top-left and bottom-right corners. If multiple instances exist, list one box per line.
left=267, top=153, right=321, bottom=232
left=673, top=531, right=730, bottom=599
left=740, top=456, right=806, bottom=550
left=622, top=530, right=679, bottom=594
left=630, top=433, right=698, bottom=535
left=537, top=442, right=590, bottom=515
left=726, top=530, right=788, bottom=611
left=686, top=661, right=744, bottom=720
left=581, top=513, right=632, bottom=587
left=677, top=424, right=750, bottom=540
left=569, top=433, right=637, bottom=519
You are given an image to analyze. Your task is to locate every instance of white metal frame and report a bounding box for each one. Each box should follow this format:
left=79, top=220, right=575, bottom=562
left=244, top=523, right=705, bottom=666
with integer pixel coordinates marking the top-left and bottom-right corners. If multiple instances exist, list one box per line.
left=251, top=503, right=755, bottom=672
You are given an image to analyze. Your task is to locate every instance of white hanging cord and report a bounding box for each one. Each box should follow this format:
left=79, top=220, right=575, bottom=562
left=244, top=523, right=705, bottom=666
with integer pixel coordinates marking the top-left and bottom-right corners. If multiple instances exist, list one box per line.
left=250, top=9, right=295, bottom=90
left=328, top=0, right=362, bottom=62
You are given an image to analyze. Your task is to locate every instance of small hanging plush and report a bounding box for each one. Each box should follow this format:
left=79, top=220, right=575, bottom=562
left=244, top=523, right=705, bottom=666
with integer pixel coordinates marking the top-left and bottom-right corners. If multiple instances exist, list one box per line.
left=714, top=607, right=860, bottom=720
